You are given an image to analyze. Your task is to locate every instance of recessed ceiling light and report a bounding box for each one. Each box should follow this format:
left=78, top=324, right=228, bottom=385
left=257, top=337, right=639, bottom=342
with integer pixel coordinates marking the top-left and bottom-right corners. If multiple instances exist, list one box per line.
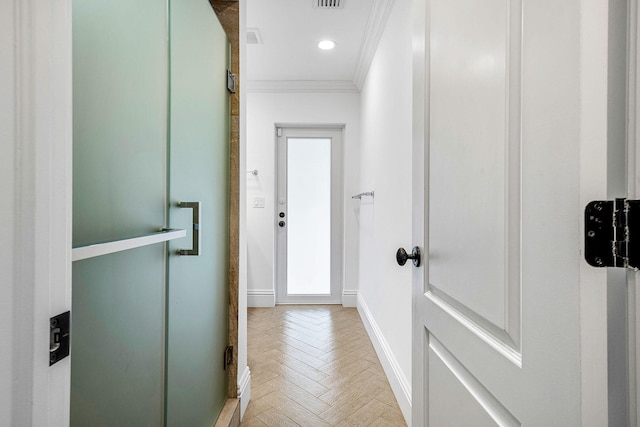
left=317, top=40, right=336, bottom=50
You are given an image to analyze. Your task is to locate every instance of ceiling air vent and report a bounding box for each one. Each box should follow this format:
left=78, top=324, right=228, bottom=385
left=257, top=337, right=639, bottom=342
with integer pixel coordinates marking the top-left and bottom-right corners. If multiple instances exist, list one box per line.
left=314, top=0, right=344, bottom=9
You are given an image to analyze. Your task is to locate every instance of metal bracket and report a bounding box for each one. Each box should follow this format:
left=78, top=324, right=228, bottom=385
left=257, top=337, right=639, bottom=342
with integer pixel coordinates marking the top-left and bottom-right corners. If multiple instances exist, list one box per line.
left=227, top=70, right=236, bottom=94
left=50, top=311, right=70, bottom=366
left=223, top=345, right=233, bottom=370
left=585, top=198, right=640, bottom=269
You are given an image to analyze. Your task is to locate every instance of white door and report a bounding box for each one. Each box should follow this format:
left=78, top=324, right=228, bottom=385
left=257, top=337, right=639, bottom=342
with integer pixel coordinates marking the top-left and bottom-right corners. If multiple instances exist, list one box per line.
left=411, top=0, right=614, bottom=425
left=275, top=127, right=343, bottom=304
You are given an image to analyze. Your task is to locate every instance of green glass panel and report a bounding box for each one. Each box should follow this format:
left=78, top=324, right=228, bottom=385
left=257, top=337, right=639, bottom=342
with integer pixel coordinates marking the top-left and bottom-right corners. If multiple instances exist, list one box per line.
left=72, top=0, right=168, bottom=247
left=71, top=0, right=168, bottom=424
left=71, top=248, right=165, bottom=426
left=166, top=0, right=230, bottom=425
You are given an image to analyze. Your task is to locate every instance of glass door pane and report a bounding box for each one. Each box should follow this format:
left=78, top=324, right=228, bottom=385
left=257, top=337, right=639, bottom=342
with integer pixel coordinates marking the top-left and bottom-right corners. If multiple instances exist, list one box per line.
left=166, top=0, right=230, bottom=425
left=71, top=0, right=168, bottom=424
left=286, top=138, right=332, bottom=295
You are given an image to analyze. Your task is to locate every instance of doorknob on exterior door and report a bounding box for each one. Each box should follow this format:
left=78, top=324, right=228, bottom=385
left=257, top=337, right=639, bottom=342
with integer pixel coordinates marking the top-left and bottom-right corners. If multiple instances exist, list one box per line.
left=396, top=247, right=421, bottom=267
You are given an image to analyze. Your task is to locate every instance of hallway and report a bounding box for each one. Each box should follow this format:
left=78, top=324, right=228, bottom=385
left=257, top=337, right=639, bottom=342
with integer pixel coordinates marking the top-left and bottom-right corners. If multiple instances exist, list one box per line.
left=242, top=306, right=407, bottom=426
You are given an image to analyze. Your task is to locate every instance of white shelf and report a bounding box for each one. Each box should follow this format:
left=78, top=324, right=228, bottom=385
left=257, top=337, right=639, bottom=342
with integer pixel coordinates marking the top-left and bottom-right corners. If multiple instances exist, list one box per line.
left=72, top=229, right=187, bottom=262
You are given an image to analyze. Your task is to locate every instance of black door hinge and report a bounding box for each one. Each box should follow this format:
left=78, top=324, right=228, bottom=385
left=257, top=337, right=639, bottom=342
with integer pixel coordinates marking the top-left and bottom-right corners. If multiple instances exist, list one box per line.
left=585, top=198, right=640, bottom=269
left=227, top=70, right=236, bottom=94
left=223, top=345, right=233, bottom=370
left=50, top=311, right=70, bottom=366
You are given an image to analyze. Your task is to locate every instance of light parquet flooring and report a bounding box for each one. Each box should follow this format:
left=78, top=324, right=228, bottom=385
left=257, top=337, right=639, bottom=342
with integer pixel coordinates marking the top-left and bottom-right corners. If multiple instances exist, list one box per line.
left=242, top=305, right=407, bottom=427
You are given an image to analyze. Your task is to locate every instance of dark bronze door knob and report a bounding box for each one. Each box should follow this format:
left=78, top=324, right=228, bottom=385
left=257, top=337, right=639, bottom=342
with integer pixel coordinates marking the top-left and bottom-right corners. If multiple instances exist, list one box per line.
left=396, top=247, right=421, bottom=267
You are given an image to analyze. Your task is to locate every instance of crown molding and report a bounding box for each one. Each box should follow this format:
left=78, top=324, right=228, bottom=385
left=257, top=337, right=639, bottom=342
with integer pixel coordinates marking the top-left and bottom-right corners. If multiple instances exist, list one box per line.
left=245, top=80, right=359, bottom=93
left=352, top=0, right=396, bottom=90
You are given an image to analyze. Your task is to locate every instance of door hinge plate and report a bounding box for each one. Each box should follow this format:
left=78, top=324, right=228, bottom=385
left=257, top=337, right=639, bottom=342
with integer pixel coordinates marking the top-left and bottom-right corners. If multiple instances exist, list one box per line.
left=50, top=311, right=70, bottom=366
left=227, top=70, right=236, bottom=94
left=585, top=198, right=640, bottom=269
left=223, top=345, right=233, bottom=370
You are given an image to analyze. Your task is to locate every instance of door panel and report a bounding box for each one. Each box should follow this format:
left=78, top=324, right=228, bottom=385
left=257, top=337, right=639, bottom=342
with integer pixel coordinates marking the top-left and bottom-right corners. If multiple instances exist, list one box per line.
left=71, top=0, right=168, bottom=423
left=413, top=0, right=596, bottom=424
left=287, top=138, right=332, bottom=295
left=71, top=249, right=165, bottom=426
left=72, top=0, right=230, bottom=424
left=428, top=0, right=521, bottom=334
left=428, top=336, right=517, bottom=427
left=276, top=127, right=343, bottom=304
left=72, top=0, right=168, bottom=247
left=166, top=0, right=230, bottom=424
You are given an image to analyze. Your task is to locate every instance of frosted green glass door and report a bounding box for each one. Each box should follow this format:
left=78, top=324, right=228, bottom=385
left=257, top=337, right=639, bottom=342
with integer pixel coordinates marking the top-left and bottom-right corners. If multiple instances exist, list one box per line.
left=71, top=0, right=168, bottom=424
left=166, top=0, right=230, bottom=425
left=71, top=0, right=230, bottom=425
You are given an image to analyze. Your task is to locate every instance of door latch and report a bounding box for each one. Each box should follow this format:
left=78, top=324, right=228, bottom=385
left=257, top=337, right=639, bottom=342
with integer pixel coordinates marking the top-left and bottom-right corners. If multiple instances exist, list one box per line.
left=50, top=311, right=70, bottom=366
left=585, top=198, right=640, bottom=269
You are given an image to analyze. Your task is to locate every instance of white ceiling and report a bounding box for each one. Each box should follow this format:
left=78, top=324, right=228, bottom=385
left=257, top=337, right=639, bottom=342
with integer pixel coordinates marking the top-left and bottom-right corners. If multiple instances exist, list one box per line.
left=246, top=0, right=391, bottom=91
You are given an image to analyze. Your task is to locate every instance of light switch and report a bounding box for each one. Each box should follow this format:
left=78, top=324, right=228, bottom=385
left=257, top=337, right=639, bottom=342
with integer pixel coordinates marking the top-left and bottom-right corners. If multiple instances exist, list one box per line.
left=253, top=196, right=265, bottom=208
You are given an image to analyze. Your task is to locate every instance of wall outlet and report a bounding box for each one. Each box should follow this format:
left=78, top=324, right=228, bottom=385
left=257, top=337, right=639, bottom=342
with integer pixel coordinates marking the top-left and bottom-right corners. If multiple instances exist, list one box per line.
left=253, top=196, right=265, bottom=208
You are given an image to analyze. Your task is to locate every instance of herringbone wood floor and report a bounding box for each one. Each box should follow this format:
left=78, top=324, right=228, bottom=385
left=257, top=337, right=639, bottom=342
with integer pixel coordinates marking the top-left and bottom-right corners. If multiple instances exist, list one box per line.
left=241, top=305, right=407, bottom=426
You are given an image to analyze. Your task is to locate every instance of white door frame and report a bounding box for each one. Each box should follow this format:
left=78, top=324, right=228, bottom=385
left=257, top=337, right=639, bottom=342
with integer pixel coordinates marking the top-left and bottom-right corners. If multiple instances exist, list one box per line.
left=275, top=125, right=344, bottom=304
left=411, top=0, right=612, bottom=424
left=628, top=0, right=640, bottom=423
left=1, top=0, right=73, bottom=425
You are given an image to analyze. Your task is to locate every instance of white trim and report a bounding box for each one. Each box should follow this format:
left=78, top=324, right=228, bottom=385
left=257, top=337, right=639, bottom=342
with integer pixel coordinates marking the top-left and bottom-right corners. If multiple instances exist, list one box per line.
left=357, top=293, right=411, bottom=425
left=425, top=291, right=522, bottom=367
left=429, top=336, right=520, bottom=426
left=341, top=290, right=357, bottom=307
left=238, top=1, right=249, bottom=422
left=72, top=229, right=186, bottom=262
left=629, top=0, right=640, bottom=423
left=353, top=0, right=396, bottom=90
left=237, top=366, right=251, bottom=420
left=246, top=80, right=359, bottom=93
left=578, top=0, right=613, bottom=425
left=1, top=0, right=73, bottom=424
left=247, top=289, right=275, bottom=307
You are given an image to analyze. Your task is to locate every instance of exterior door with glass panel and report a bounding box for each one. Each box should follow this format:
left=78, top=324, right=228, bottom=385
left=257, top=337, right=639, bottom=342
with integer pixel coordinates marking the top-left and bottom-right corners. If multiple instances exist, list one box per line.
left=276, top=127, right=343, bottom=304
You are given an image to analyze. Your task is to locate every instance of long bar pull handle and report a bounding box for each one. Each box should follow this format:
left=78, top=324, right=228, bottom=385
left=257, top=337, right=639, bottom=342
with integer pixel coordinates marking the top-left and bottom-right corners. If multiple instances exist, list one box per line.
left=178, top=201, right=200, bottom=256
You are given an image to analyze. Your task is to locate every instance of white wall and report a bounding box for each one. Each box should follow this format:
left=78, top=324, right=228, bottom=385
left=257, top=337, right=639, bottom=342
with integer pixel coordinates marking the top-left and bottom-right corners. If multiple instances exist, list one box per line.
left=357, top=0, right=413, bottom=421
left=246, top=92, right=361, bottom=306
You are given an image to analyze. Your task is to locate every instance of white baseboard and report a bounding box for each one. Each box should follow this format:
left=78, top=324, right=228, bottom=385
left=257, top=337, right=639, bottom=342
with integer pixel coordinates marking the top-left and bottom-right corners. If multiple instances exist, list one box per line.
left=342, top=290, right=358, bottom=307
left=357, top=294, right=412, bottom=426
left=247, top=289, right=275, bottom=307
left=237, top=366, right=251, bottom=420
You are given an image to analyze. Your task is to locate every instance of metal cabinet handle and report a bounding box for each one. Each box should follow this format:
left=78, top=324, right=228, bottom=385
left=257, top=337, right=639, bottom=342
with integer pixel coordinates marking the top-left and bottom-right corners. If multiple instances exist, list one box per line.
left=178, top=201, right=200, bottom=256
